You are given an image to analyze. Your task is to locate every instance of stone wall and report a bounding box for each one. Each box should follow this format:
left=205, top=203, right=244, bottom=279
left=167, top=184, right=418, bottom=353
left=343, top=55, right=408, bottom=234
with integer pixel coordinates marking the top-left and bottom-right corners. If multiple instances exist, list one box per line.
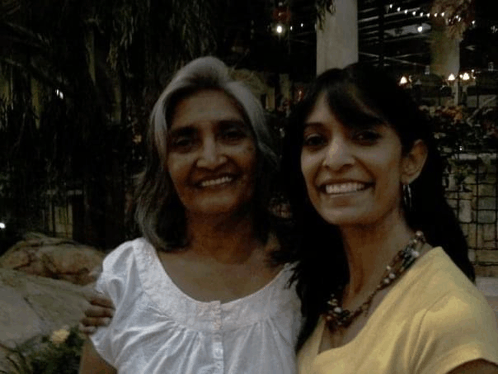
left=444, top=153, right=498, bottom=276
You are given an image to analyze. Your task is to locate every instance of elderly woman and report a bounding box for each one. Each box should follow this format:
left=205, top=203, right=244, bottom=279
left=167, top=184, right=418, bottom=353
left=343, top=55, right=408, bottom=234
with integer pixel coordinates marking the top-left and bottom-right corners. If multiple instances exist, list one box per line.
left=78, top=56, right=301, bottom=374
left=282, top=64, right=498, bottom=374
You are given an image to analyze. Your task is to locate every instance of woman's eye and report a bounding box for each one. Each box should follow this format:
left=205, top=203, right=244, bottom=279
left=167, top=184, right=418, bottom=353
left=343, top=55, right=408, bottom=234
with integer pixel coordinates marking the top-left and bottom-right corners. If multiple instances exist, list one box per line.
left=170, top=137, right=194, bottom=151
left=303, top=133, right=326, bottom=148
left=354, top=130, right=381, bottom=144
left=221, top=127, right=246, bottom=142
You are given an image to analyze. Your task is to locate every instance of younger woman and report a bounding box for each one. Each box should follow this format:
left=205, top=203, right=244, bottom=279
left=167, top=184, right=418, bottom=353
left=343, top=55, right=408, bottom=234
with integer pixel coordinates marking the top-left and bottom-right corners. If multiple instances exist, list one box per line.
left=282, top=63, right=498, bottom=374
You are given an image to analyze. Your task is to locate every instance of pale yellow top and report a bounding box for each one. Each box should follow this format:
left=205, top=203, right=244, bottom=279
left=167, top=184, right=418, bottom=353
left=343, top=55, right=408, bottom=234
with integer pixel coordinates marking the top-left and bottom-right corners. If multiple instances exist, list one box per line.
left=297, top=248, right=498, bottom=374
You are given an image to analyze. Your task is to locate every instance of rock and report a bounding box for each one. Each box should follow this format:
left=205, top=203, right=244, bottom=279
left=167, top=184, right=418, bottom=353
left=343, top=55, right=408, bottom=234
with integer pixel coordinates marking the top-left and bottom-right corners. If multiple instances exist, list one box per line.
left=0, top=268, right=91, bottom=370
left=0, top=233, right=105, bottom=285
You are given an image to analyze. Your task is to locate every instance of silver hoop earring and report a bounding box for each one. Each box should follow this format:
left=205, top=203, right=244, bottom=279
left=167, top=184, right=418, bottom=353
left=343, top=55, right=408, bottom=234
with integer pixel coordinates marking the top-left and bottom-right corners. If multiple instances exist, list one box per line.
left=403, top=184, right=412, bottom=212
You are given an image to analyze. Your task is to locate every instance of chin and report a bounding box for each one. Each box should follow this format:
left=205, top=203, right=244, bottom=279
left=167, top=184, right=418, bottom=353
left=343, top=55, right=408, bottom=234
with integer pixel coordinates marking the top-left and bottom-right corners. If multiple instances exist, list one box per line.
left=316, top=208, right=374, bottom=227
left=194, top=198, right=252, bottom=216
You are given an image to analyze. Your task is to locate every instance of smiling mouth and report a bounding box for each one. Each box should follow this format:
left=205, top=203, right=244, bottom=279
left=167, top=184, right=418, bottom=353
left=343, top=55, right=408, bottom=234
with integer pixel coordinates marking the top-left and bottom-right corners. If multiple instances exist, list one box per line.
left=198, top=176, right=235, bottom=188
left=322, top=182, right=370, bottom=195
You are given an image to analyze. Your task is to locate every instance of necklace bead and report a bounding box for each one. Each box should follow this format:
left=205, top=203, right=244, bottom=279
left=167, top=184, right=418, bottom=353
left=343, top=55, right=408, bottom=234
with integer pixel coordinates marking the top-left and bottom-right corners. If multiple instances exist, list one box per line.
left=325, top=231, right=426, bottom=331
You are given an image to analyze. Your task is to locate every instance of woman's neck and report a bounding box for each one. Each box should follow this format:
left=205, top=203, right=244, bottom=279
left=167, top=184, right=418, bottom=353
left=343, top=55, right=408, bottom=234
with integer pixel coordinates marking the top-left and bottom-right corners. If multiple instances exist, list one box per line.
left=339, top=212, right=415, bottom=307
left=185, top=210, right=262, bottom=264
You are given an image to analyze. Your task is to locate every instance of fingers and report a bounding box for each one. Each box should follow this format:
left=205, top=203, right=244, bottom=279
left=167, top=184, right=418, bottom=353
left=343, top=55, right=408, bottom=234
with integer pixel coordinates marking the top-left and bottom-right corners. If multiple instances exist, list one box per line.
left=79, top=323, right=97, bottom=335
left=79, top=315, right=112, bottom=335
left=84, top=304, right=114, bottom=318
left=79, top=289, right=115, bottom=336
left=83, top=289, right=115, bottom=309
left=81, top=316, right=112, bottom=328
left=90, top=294, right=115, bottom=309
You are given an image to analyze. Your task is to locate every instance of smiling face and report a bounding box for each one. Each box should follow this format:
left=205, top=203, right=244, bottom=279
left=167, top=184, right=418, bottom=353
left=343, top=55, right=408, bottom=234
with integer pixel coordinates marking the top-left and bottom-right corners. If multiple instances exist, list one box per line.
left=300, top=93, right=412, bottom=227
left=166, top=89, right=257, bottom=217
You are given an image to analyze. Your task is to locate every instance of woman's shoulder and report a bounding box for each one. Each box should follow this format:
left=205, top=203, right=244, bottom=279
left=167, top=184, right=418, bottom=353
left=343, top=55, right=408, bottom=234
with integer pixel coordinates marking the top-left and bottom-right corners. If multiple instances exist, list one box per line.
left=406, top=247, right=496, bottom=325
left=101, top=238, right=151, bottom=274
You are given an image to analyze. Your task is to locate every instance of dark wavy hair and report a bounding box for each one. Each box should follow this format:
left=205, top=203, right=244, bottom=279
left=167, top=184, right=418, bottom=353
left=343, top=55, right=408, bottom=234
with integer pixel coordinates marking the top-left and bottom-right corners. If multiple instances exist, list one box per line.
left=134, top=56, right=280, bottom=251
left=281, top=63, right=475, bottom=350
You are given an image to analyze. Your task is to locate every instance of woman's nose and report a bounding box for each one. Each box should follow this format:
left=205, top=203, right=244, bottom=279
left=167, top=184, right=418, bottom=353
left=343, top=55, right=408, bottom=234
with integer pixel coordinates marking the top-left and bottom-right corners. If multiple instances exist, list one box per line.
left=322, top=137, right=354, bottom=170
left=197, top=138, right=227, bottom=169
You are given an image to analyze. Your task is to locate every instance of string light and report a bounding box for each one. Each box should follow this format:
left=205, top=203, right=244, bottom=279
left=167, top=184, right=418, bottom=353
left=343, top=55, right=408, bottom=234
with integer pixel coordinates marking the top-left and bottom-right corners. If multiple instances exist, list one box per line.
left=417, top=25, right=423, bottom=32
left=399, top=76, right=408, bottom=85
left=447, top=74, right=456, bottom=81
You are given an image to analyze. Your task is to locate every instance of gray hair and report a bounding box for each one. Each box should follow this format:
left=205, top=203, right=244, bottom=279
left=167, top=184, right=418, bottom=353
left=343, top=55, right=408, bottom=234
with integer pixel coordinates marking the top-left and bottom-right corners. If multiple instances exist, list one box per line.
left=134, top=56, right=279, bottom=250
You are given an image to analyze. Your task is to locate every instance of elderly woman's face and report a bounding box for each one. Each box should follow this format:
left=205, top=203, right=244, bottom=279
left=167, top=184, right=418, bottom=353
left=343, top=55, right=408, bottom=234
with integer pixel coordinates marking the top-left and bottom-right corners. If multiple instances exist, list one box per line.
left=166, top=89, right=257, bottom=216
left=300, top=93, right=411, bottom=227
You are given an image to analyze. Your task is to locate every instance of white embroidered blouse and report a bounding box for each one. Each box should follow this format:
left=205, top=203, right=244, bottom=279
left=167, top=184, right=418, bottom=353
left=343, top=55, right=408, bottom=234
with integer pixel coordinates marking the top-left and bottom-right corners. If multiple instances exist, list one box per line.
left=90, top=238, right=302, bottom=374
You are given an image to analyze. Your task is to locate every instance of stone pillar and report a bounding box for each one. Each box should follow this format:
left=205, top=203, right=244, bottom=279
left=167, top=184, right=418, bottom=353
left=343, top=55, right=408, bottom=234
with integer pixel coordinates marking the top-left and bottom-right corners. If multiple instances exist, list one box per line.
left=430, top=17, right=461, bottom=79
left=316, top=0, right=358, bottom=74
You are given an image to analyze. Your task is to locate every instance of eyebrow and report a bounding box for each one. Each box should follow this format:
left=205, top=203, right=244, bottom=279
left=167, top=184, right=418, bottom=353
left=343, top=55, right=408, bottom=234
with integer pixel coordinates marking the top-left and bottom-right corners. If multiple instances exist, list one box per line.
left=168, top=127, right=197, bottom=138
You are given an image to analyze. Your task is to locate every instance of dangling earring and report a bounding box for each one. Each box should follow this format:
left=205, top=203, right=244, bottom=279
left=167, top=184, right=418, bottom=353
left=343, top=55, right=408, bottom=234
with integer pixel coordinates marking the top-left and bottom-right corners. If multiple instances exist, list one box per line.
left=403, top=184, right=412, bottom=212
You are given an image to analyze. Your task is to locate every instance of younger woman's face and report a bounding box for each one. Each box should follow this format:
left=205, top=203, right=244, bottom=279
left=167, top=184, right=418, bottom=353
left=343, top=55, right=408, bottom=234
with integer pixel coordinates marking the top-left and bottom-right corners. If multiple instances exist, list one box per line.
left=166, top=90, right=257, bottom=217
left=300, top=93, right=412, bottom=227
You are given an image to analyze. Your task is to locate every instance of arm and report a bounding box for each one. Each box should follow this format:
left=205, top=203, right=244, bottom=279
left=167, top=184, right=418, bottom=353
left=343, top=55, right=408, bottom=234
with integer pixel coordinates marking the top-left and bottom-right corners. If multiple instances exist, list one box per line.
left=448, top=359, right=498, bottom=374
left=80, top=290, right=115, bottom=334
left=79, top=339, right=117, bottom=374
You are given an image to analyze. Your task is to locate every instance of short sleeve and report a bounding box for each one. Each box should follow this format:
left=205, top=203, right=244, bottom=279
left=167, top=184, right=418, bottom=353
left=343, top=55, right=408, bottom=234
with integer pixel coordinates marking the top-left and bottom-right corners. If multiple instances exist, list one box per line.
left=414, top=292, right=498, bottom=374
left=89, top=267, right=117, bottom=366
left=89, top=241, right=137, bottom=367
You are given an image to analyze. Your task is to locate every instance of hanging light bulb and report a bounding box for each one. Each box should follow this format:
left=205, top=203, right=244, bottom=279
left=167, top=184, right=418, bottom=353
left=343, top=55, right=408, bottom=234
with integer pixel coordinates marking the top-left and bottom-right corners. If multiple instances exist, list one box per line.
left=399, top=76, right=408, bottom=85
left=417, top=25, right=423, bottom=32
left=447, top=74, right=456, bottom=81
left=462, top=72, right=470, bottom=81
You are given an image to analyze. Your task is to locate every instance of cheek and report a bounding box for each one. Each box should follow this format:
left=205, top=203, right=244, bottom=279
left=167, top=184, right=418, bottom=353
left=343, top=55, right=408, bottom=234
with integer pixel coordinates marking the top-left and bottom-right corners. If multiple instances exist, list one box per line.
left=166, top=155, right=189, bottom=186
left=239, top=144, right=257, bottom=174
left=300, top=152, right=316, bottom=188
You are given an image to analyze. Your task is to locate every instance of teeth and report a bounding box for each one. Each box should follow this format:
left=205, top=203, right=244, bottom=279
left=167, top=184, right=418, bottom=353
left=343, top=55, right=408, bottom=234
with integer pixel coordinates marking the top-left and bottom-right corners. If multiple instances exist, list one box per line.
left=200, top=176, right=233, bottom=187
left=324, top=182, right=367, bottom=194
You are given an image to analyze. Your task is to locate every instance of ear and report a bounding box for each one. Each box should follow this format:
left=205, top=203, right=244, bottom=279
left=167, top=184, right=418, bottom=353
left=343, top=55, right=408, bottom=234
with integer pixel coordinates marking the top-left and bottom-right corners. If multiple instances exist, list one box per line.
left=401, top=139, right=428, bottom=185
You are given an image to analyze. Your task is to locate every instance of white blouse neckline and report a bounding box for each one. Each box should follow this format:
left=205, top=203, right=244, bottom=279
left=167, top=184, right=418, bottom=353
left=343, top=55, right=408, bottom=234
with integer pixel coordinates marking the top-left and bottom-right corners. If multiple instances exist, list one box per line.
left=134, top=238, right=294, bottom=330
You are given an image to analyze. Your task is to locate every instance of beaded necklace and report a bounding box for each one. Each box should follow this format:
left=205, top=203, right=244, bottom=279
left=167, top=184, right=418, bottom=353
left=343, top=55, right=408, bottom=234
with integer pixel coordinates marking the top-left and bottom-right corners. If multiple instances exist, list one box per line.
left=325, top=231, right=426, bottom=332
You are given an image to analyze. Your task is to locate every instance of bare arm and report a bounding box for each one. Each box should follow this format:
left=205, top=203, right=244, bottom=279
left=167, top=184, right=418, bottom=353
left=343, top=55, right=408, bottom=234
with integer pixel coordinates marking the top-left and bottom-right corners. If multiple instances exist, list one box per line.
left=448, top=359, right=498, bottom=374
left=79, top=339, right=117, bottom=374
